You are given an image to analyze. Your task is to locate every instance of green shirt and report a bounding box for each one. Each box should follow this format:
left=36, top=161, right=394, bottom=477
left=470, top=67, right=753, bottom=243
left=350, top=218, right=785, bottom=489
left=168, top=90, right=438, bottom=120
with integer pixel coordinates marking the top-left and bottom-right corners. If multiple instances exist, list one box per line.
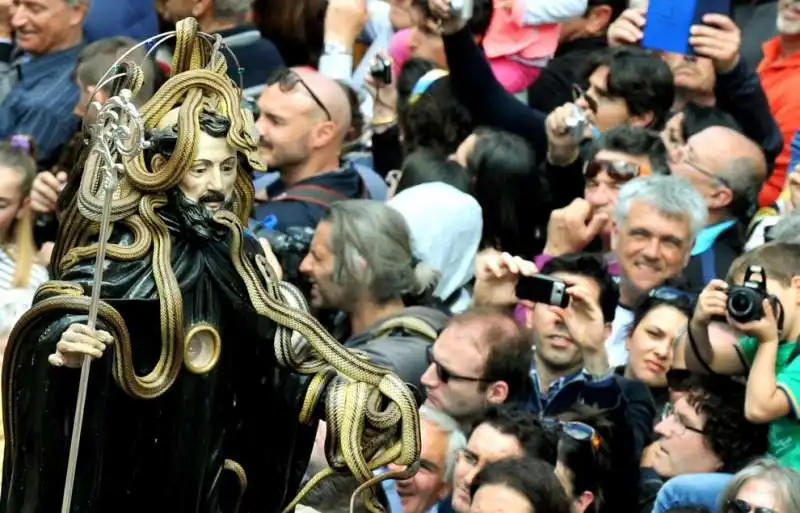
left=739, top=337, right=800, bottom=469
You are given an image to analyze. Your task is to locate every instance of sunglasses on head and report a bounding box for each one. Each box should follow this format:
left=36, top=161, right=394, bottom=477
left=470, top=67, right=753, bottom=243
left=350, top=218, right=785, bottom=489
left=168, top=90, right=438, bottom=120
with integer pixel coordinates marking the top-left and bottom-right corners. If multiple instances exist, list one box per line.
left=584, top=159, right=649, bottom=184
left=267, top=68, right=332, bottom=121
left=726, top=499, right=777, bottom=513
left=542, top=419, right=602, bottom=450
left=649, top=286, right=697, bottom=308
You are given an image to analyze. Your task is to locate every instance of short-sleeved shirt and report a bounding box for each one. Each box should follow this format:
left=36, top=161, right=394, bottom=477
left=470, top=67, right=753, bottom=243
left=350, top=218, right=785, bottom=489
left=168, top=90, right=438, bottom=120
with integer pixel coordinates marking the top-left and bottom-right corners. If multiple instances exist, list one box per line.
left=739, top=336, right=800, bottom=468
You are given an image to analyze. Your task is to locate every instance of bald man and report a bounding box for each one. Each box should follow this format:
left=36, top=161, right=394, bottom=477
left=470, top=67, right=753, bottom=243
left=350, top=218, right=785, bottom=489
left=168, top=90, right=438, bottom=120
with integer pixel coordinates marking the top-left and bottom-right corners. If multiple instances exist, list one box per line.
left=252, top=67, right=368, bottom=230
left=669, top=126, right=767, bottom=289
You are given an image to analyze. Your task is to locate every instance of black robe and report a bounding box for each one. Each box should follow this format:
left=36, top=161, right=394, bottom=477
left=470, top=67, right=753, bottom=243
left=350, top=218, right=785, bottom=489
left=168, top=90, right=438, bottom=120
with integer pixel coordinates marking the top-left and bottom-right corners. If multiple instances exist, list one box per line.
left=1, top=206, right=317, bottom=513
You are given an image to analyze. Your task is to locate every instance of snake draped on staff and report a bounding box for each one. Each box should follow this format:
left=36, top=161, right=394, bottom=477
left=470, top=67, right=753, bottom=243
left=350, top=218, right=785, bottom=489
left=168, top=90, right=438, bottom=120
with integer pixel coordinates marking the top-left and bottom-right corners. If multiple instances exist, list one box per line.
left=0, top=18, right=420, bottom=513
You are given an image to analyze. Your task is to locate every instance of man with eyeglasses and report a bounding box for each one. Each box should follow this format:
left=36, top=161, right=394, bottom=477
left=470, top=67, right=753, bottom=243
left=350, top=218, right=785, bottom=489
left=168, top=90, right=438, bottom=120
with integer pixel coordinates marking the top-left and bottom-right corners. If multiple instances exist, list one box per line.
left=639, top=375, right=768, bottom=513
left=666, top=126, right=767, bottom=291
left=252, top=67, right=369, bottom=230
left=442, top=404, right=557, bottom=513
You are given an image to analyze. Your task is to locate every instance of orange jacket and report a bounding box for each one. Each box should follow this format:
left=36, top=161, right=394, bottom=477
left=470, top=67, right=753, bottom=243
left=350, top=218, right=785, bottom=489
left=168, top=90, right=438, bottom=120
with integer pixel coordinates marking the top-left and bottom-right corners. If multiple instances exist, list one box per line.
left=757, top=37, right=800, bottom=207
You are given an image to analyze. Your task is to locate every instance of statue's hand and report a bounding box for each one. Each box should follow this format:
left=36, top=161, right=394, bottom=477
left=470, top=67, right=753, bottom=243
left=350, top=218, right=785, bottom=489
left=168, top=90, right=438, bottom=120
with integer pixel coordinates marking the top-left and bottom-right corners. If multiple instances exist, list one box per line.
left=48, top=323, right=114, bottom=369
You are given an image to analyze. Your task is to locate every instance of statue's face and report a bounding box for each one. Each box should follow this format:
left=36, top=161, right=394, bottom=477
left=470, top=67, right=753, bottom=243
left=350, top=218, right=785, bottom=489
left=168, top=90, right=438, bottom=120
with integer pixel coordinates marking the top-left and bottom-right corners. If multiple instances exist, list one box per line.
left=179, top=131, right=238, bottom=211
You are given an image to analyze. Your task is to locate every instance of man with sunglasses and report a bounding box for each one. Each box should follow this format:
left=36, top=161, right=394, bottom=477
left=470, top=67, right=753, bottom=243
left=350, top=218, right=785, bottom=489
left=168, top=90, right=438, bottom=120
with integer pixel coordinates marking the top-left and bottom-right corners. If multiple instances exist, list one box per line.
left=420, top=308, right=533, bottom=432
left=543, top=125, right=669, bottom=260
left=252, top=67, right=369, bottom=230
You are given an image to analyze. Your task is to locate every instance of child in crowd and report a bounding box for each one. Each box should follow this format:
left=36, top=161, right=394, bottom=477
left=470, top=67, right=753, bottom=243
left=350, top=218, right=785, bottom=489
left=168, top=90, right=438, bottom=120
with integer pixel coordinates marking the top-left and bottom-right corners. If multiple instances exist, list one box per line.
left=0, top=135, right=48, bottom=295
left=687, top=242, right=800, bottom=469
left=481, top=0, right=588, bottom=93
left=389, top=0, right=587, bottom=93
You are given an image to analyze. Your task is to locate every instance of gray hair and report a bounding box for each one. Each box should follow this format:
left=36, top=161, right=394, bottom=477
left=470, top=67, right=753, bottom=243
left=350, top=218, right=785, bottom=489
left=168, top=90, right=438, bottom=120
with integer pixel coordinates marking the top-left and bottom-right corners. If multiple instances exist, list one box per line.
left=64, top=0, right=90, bottom=5
left=769, top=212, right=800, bottom=244
left=613, top=175, right=708, bottom=242
left=716, top=157, right=765, bottom=221
left=718, top=458, right=800, bottom=512
left=419, top=404, right=466, bottom=483
left=212, top=0, right=253, bottom=18
left=324, top=200, right=440, bottom=304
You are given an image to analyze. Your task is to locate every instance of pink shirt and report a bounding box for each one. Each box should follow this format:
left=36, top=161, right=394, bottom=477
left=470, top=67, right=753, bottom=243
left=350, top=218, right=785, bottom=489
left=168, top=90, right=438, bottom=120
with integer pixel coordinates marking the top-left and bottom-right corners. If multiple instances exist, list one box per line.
left=388, top=28, right=540, bottom=94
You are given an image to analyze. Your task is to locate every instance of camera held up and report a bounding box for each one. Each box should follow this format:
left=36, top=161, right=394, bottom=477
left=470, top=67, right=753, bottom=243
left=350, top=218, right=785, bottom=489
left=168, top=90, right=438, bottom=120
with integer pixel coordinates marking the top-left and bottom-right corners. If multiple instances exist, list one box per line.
left=726, top=266, right=779, bottom=324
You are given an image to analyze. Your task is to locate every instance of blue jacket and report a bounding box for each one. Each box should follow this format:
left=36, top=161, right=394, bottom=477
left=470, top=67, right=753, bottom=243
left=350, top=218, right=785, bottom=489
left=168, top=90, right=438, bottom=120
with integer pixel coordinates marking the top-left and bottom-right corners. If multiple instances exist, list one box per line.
left=790, top=130, right=800, bottom=173
left=83, top=0, right=159, bottom=43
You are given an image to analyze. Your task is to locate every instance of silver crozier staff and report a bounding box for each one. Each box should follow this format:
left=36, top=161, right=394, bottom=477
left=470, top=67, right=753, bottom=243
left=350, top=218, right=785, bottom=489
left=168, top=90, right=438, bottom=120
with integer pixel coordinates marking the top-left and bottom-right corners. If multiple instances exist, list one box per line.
left=59, top=83, right=149, bottom=513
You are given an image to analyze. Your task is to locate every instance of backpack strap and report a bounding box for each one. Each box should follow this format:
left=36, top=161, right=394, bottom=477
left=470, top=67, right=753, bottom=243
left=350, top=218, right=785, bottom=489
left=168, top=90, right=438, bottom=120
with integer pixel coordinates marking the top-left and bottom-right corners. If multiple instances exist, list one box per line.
left=272, top=184, right=351, bottom=208
left=371, top=316, right=440, bottom=343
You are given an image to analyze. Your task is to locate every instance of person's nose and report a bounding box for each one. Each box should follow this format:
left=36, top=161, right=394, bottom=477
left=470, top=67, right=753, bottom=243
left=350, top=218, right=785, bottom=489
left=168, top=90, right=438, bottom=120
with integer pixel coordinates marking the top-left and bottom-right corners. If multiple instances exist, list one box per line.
left=420, top=362, right=438, bottom=389
left=11, top=6, right=28, bottom=30
left=586, top=183, right=613, bottom=208
left=464, top=463, right=481, bottom=487
left=641, top=237, right=661, bottom=261
left=653, top=338, right=672, bottom=361
left=207, top=166, right=223, bottom=192
left=298, top=254, right=313, bottom=275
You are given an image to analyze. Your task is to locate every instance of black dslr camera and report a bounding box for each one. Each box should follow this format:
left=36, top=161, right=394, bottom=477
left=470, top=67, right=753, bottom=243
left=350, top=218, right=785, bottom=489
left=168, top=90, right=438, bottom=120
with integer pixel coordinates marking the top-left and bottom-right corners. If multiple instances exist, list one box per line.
left=726, top=266, right=775, bottom=324
left=370, top=55, right=392, bottom=85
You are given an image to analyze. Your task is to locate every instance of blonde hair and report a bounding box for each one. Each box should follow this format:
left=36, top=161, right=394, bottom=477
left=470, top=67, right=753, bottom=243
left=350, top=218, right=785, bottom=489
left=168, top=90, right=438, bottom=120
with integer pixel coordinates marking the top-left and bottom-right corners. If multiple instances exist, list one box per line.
left=0, top=137, right=38, bottom=288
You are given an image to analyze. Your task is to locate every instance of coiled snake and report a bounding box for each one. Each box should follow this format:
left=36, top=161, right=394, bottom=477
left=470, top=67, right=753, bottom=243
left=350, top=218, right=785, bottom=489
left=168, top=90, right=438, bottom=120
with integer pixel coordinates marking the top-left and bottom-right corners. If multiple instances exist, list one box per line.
left=28, top=17, right=422, bottom=513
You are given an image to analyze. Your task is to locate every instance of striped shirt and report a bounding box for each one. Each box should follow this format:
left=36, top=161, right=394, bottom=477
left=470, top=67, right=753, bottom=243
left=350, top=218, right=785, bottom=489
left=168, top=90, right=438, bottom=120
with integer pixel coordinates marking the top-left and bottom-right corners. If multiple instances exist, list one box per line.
left=0, top=45, right=83, bottom=167
left=0, top=246, right=48, bottom=294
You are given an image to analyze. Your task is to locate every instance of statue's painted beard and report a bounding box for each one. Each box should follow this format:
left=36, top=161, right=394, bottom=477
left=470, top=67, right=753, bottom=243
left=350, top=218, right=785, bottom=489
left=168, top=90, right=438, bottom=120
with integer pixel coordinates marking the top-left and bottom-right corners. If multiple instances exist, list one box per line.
left=166, top=187, right=235, bottom=243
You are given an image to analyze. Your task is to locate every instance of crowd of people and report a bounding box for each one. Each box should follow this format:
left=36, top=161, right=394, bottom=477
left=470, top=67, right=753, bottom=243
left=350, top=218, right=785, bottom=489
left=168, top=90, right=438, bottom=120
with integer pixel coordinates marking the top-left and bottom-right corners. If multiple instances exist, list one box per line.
left=1, top=0, right=800, bottom=512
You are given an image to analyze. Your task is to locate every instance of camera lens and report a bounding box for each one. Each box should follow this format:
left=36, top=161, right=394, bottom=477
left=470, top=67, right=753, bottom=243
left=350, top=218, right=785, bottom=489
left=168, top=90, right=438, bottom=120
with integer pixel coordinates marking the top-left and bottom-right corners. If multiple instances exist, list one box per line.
left=729, top=292, right=753, bottom=316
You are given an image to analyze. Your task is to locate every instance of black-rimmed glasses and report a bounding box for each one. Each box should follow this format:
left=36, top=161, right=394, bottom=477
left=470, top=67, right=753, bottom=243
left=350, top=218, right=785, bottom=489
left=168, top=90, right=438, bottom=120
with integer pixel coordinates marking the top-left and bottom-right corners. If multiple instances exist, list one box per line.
left=267, top=68, right=333, bottom=121
left=660, top=402, right=705, bottom=435
left=426, top=346, right=488, bottom=384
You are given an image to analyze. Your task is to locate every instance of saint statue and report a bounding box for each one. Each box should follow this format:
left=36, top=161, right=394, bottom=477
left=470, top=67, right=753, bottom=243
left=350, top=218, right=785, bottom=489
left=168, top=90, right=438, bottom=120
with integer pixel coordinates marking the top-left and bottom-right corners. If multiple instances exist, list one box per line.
left=1, top=18, right=419, bottom=513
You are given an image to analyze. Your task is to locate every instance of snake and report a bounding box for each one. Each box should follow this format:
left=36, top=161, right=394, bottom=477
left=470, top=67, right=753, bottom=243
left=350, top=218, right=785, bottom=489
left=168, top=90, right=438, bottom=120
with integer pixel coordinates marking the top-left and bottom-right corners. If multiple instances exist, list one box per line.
left=9, top=16, right=421, bottom=513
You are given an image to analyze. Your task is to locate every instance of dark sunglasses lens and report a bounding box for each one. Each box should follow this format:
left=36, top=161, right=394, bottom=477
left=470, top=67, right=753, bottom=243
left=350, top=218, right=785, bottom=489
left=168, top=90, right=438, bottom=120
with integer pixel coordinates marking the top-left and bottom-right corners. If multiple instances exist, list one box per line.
left=727, top=500, right=763, bottom=513
left=584, top=161, right=601, bottom=180
left=436, top=363, right=450, bottom=383
left=606, top=163, right=638, bottom=182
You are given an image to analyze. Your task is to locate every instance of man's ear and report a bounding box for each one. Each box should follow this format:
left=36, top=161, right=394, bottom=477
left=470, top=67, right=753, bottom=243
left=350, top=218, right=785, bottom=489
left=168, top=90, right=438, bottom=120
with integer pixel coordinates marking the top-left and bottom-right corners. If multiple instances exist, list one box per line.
left=487, top=381, right=509, bottom=404
left=603, top=322, right=612, bottom=341
left=791, top=276, right=800, bottom=306
left=586, top=5, right=613, bottom=35
left=628, top=111, right=655, bottom=129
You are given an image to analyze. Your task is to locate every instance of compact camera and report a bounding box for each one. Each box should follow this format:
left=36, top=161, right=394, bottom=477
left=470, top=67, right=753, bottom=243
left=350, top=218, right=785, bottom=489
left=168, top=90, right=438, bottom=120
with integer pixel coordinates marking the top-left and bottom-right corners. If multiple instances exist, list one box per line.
left=369, top=55, right=392, bottom=85
left=564, top=104, right=589, bottom=142
left=515, top=275, right=570, bottom=308
left=726, top=266, right=775, bottom=324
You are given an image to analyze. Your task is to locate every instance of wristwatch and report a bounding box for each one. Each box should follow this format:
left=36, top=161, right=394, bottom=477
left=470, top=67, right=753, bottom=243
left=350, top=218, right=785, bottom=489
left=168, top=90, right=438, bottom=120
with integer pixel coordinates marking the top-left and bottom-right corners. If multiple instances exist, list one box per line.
left=323, top=42, right=352, bottom=56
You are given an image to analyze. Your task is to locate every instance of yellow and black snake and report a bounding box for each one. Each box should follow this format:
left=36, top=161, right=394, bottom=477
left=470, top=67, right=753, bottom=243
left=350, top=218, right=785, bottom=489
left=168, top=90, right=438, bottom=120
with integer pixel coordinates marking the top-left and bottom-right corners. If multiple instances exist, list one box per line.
left=9, top=16, right=422, bottom=513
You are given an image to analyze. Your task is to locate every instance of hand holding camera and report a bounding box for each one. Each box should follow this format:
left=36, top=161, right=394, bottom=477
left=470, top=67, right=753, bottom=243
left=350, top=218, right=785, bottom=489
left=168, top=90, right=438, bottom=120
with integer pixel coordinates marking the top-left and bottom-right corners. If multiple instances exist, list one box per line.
left=545, top=103, right=587, bottom=165
left=694, top=268, right=781, bottom=343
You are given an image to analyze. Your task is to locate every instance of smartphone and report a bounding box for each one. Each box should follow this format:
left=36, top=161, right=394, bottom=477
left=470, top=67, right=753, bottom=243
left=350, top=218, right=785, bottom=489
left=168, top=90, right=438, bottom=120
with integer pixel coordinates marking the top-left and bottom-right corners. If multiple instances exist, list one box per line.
left=515, top=275, right=569, bottom=308
left=642, top=0, right=732, bottom=55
